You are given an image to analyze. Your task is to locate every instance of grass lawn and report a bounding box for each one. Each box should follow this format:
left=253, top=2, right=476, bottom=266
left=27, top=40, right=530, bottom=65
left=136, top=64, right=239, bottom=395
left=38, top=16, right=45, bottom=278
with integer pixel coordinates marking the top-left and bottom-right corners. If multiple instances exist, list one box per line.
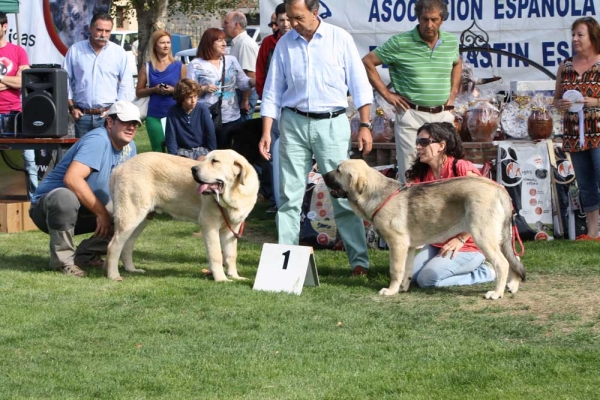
left=1, top=125, right=599, bottom=398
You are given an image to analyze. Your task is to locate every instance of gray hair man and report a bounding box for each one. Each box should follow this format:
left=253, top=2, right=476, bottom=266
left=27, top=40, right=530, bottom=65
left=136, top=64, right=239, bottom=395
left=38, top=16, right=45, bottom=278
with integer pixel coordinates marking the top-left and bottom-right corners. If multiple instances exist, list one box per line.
left=259, top=0, right=373, bottom=277
left=223, top=11, right=259, bottom=122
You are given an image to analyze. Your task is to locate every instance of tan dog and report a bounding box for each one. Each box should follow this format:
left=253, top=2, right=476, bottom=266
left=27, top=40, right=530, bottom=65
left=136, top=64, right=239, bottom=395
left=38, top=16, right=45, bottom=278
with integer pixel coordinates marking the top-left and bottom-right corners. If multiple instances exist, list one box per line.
left=104, top=150, right=259, bottom=281
left=323, top=159, right=526, bottom=300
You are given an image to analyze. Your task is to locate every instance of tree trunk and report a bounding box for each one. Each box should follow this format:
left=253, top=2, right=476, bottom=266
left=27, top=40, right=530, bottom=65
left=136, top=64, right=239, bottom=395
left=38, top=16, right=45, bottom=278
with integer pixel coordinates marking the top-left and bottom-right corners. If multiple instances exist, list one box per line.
left=134, top=0, right=169, bottom=68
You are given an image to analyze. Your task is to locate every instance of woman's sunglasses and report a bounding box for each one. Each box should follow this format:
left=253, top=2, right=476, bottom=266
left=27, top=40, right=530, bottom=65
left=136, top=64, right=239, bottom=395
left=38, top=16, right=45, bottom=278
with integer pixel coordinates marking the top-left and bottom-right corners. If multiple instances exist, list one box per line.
left=415, top=137, right=441, bottom=147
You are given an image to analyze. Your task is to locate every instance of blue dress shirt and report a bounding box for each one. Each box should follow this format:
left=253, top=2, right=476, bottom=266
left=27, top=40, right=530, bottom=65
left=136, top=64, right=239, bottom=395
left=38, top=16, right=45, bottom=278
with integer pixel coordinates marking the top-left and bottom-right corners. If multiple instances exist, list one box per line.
left=261, top=20, right=373, bottom=119
left=63, top=40, right=135, bottom=109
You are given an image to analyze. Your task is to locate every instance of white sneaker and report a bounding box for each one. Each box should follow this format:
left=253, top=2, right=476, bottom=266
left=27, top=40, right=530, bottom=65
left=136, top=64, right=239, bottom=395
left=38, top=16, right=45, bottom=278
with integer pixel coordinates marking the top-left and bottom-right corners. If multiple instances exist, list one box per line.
left=483, top=261, right=496, bottom=280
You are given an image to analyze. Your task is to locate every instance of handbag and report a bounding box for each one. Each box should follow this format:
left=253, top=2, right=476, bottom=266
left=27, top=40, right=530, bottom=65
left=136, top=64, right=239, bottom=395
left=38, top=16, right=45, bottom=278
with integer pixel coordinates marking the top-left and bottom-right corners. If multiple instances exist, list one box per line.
left=132, top=62, right=150, bottom=121
left=208, top=56, right=226, bottom=131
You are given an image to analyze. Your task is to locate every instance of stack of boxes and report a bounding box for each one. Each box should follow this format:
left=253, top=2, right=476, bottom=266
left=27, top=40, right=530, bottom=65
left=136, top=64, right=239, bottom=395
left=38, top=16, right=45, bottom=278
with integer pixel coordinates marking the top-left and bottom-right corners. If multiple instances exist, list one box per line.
left=0, top=200, right=37, bottom=233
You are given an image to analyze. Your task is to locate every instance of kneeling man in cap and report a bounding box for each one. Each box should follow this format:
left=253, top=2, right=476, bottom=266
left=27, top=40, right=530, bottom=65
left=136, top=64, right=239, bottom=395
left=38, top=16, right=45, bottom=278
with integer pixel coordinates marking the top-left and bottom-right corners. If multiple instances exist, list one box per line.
left=29, top=101, right=141, bottom=277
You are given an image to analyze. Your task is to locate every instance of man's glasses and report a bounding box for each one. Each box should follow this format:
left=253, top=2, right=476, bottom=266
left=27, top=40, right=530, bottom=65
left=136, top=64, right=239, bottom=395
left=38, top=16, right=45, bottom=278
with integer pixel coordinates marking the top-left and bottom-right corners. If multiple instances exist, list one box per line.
left=415, top=137, right=440, bottom=147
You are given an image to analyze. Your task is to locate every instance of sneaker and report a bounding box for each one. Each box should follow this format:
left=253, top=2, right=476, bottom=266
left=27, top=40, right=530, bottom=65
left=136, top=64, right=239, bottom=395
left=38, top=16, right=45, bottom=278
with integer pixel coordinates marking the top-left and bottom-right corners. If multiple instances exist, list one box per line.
left=58, top=264, right=87, bottom=277
left=266, top=205, right=278, bottom=213
left=576, top=234, right=599, bottom=241
left=483, top=261, right=496, bottom=280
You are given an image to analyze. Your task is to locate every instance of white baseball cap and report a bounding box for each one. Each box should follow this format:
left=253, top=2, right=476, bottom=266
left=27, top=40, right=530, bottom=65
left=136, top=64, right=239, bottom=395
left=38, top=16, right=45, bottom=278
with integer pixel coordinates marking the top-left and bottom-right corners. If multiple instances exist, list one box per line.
left=108, top=101, right=142, bottom=124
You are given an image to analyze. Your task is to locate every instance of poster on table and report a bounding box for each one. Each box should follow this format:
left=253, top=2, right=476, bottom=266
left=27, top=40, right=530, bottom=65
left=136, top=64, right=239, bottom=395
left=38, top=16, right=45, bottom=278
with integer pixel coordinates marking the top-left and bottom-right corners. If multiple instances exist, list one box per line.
left=496, top=141, right=554, bottom=241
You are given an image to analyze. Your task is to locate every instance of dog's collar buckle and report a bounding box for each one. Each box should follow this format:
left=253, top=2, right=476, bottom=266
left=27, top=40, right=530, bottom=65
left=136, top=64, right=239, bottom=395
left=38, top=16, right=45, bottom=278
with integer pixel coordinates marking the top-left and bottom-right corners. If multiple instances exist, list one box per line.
left=371, top=187, right=403, bottom=220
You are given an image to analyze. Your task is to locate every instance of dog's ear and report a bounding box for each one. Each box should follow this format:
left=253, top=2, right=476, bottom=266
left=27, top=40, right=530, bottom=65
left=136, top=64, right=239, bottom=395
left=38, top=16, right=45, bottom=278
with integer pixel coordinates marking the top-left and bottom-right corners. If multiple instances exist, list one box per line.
left=234, top=159, right=249, bottom=185
left=356, top=176, right=368, bottom=195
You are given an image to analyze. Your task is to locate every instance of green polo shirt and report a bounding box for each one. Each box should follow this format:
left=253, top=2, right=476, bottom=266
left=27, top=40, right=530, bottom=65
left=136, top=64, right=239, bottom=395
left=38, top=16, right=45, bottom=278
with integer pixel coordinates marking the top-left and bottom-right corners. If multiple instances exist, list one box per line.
left=374, top=26, right=459, bottom=107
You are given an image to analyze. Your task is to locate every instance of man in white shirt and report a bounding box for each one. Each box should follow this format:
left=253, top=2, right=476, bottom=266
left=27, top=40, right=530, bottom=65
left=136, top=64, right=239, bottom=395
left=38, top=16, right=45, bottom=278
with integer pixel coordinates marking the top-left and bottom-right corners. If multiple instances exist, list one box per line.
left=63, top=13, right=135, bottom=137
left=258, top=0, right=373, bottom=277
left=223, top=11, right=259, bottom=122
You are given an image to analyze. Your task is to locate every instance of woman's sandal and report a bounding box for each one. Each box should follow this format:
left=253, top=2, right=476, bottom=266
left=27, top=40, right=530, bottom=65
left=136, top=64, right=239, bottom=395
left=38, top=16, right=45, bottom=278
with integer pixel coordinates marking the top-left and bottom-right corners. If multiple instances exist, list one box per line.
left=59, top=264, right=87, bottom=277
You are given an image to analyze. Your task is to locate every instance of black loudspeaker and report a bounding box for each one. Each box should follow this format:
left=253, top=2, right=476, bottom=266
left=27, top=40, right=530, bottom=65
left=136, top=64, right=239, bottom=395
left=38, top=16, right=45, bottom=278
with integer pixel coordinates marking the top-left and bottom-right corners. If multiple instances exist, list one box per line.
left=22, top=68, right=69, bottom=138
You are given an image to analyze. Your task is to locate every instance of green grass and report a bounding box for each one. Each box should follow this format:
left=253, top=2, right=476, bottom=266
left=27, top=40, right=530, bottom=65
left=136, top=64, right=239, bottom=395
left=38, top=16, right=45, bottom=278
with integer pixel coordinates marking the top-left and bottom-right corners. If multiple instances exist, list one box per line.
left=0, top=126, right=599, bottom=398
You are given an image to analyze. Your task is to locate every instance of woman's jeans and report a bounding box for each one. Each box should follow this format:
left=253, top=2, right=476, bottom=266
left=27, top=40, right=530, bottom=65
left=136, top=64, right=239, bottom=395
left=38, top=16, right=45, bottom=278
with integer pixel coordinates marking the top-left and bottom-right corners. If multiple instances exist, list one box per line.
left=570, top=147, right=600, bottom=213
left=412, top=245, right=493, bottom=287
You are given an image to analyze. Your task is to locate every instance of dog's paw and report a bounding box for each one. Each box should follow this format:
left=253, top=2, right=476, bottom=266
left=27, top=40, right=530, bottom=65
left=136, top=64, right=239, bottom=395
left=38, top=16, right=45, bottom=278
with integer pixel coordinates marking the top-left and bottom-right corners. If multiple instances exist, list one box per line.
left=107, top=275, right=124, bottom=282
left=213, top=275, right=231, bottom=282
left=228, top=275, right=247, bottom=281
left=399, top=279, right=412, bottom=292
left=484, top=290, right=503, bottom=300
left=125, top=268, right=146, bottom=274
left=378, top=287, right=398, bottom=296
left=506, top=280, right=520, bottom=294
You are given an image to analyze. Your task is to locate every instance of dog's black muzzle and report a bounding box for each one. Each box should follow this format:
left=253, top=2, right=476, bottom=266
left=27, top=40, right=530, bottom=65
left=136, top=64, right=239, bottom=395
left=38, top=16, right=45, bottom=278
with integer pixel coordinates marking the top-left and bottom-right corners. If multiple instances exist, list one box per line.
left=323, top=171, right=348, bottom=199
left=191, top=165, right=202, bottom=184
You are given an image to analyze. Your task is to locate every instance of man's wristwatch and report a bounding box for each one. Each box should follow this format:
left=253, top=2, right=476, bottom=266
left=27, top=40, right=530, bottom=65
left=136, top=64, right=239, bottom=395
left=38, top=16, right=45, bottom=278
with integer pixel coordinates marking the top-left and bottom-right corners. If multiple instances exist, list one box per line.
left=359, top=122, right=373, bottom=130
left=68, top=105, right=76, bottom=114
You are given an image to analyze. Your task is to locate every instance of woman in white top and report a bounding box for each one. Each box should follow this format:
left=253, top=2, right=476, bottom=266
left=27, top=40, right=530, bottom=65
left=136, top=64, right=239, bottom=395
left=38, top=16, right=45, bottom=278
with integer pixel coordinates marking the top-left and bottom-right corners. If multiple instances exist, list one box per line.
left=186, top=28, right=255, bottom=147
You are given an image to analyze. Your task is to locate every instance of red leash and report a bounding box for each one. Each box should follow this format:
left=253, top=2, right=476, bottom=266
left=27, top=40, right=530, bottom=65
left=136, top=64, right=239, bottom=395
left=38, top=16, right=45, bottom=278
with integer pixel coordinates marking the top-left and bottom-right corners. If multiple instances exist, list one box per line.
left=511, top=214, right=525, bottom=257
left=215, top=200, right=245, bottom=239
left=371, top=188, right=402, bottom=220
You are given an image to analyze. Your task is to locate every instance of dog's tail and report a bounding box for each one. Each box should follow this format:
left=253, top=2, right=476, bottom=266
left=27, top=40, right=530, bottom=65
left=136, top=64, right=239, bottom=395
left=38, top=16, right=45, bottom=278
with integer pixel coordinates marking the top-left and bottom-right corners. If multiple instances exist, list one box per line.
left=501, top=198, right=526, bottom=282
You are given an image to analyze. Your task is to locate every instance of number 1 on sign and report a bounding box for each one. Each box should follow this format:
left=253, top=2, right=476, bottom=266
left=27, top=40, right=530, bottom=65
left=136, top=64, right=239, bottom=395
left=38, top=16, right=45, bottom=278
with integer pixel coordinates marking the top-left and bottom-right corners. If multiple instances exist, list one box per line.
left=281, top=250, right=290, bottom=269
left=253, top=243, right=320, bottom=295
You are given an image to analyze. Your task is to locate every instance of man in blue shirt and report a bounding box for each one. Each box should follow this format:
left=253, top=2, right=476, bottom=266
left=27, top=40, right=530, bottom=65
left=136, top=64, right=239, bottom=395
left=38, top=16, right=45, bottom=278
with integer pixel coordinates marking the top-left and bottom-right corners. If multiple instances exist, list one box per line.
left=63, top=13, right=135, bottom=138
left=29, top=101, right=140, bottom=277
left=258, top=0, right=373, bottom=277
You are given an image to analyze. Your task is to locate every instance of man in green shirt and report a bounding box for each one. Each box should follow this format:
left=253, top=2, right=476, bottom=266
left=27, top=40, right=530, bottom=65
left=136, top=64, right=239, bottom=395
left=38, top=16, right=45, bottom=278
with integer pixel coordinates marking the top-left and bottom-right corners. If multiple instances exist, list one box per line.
left=362, top=0, right=461, bottom=183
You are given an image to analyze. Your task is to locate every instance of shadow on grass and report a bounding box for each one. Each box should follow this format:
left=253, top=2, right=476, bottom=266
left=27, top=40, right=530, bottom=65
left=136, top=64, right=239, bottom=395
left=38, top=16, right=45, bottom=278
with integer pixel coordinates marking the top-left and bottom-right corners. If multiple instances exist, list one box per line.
left=1, top=254, right=51, bottom=273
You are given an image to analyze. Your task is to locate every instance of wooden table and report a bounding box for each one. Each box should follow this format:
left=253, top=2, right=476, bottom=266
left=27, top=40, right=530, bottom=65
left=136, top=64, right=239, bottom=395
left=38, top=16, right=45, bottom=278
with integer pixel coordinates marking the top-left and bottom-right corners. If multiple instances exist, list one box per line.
left=0, top=137, right=78, bottom=200
left=0, top=137, right=78, bottom=163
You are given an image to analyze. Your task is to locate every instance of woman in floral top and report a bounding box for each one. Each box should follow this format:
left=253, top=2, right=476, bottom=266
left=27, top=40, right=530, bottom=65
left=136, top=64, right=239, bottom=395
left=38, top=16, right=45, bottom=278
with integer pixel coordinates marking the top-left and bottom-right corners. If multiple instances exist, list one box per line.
left=554, top=17, right=600, bottom=240
left=186, top=28, right=255, bottom=148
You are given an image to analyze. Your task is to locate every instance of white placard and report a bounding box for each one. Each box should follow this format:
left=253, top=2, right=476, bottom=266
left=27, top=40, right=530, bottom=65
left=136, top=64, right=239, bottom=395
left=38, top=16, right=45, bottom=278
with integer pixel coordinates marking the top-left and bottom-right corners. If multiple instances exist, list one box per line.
left=253, top=243, right=319, bottom=295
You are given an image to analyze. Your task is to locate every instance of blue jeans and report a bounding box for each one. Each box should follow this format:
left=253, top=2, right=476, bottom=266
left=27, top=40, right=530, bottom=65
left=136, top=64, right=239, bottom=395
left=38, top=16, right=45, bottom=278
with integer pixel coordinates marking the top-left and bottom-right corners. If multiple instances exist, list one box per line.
left=276, top=108, right=368, bottom=270
left=74, top=114, right=107, bottom=138
left=569, top=148, right=600, bottom=213
left=23, top=149, right=38, bottom=199
left=412, top=245, right=493, bottom=287
left=236, top=88, right=258, bottom=122
left=29, top=188, right=110, bottom=269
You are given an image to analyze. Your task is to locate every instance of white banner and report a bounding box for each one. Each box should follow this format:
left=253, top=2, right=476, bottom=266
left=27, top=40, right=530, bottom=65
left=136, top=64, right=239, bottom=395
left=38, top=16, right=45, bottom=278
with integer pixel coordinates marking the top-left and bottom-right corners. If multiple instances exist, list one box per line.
left=8, top=2, right=62, bottom=65
left=6, top=0, right=112, bottom=66
left=260, top=0, right=598, bottom=84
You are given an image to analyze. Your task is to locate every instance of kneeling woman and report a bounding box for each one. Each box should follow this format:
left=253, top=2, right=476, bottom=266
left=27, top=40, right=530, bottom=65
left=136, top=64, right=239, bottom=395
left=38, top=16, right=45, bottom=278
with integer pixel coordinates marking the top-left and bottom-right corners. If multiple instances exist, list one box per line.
left=406, top=122, right=495, bottom=287
left=164, top=79, right=217, bottom=160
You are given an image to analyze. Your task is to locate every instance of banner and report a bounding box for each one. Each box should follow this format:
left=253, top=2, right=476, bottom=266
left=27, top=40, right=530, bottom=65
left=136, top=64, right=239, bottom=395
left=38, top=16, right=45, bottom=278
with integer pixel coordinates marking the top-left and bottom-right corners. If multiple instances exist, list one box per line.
left=6, top=0, right=111, bottom=65
left=260, top=0, right=598, bottom=84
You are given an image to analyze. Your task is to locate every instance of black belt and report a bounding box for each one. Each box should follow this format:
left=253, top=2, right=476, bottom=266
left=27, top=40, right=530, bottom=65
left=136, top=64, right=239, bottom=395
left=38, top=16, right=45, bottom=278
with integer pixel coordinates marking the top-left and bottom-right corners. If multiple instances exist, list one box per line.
left=79, top=106, right=111, bottom=115
left=285, top=107, right=346, bottom=120
left=407, top=102, right=454, bottom=114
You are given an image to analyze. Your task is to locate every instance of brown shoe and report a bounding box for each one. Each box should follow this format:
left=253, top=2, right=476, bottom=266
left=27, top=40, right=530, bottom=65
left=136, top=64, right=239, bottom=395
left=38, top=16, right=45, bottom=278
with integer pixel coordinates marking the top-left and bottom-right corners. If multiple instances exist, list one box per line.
left=352, top=265, right=368, bottom=277
left=58, top=264, right=87, bottom=277
left=74, top=254, right=104, bottom=268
